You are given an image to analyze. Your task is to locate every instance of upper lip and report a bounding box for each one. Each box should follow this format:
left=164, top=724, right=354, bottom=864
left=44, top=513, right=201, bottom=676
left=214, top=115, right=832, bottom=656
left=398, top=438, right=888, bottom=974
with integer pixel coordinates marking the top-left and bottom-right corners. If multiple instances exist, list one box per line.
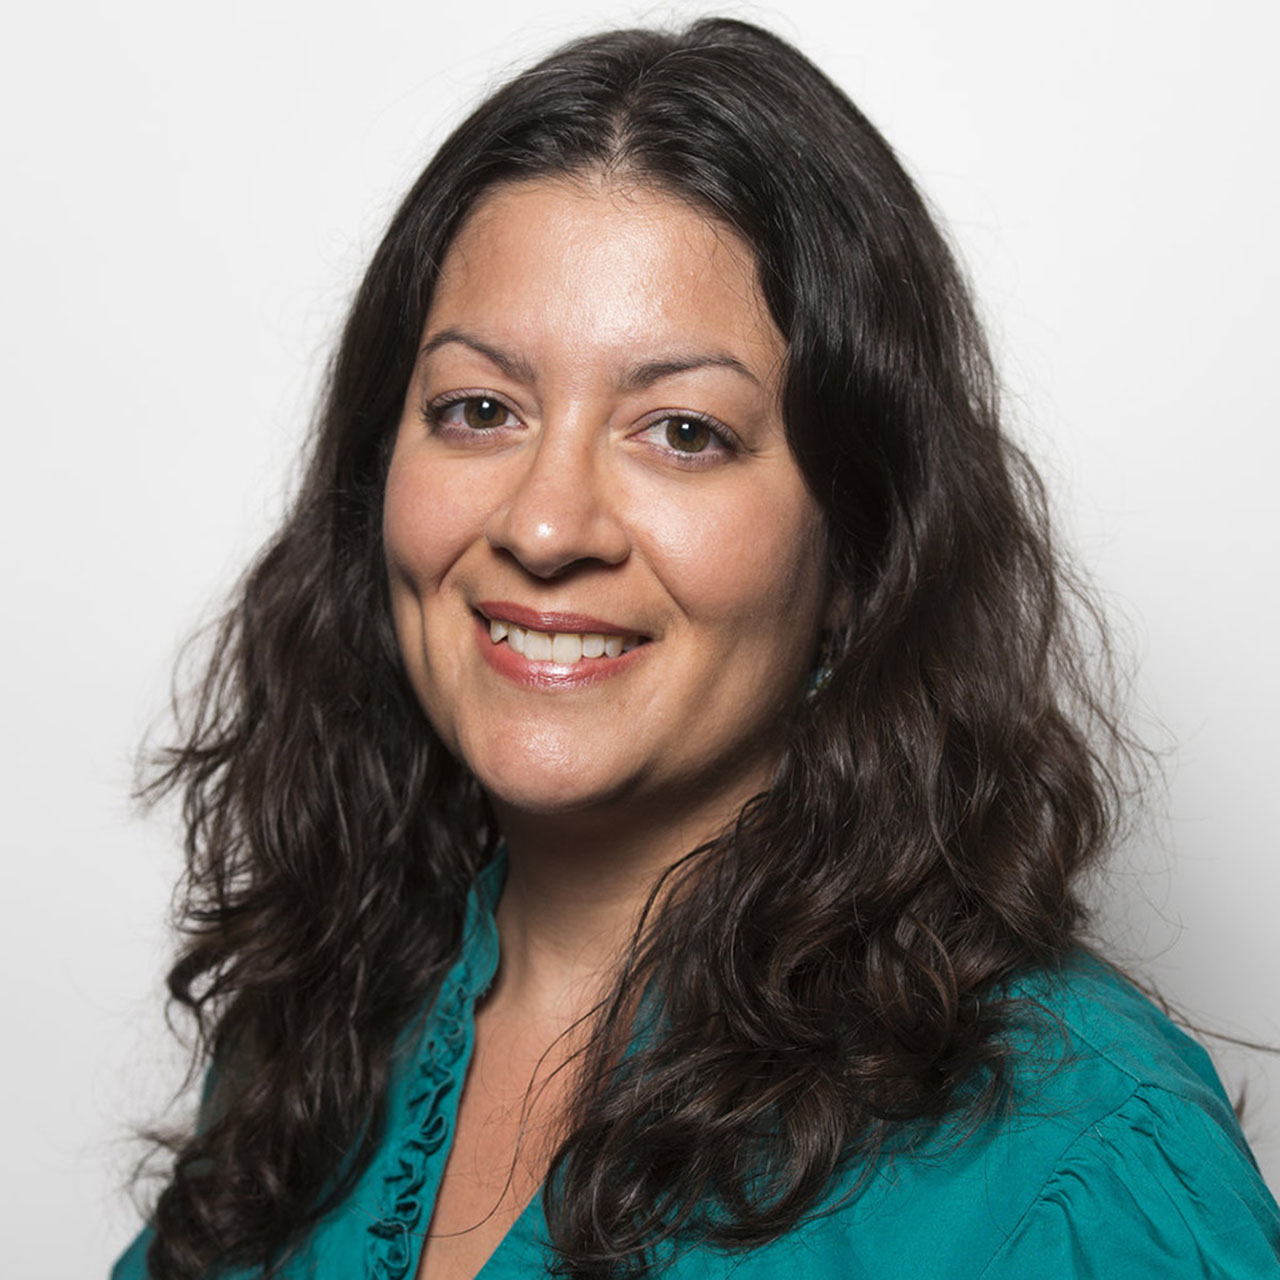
left=475, top=600, right=644, bottom=637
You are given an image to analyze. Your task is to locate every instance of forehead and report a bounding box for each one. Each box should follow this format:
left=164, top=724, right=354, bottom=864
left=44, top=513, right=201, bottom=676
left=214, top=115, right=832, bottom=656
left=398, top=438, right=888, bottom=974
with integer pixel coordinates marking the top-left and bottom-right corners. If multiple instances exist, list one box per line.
left=426, top=177, right=785, bottom=385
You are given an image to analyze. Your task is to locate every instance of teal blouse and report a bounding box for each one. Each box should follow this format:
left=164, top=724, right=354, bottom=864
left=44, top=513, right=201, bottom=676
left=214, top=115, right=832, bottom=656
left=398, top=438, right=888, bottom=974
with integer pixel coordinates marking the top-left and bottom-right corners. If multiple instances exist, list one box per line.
left=113, top=856, right=1280, bottom=1278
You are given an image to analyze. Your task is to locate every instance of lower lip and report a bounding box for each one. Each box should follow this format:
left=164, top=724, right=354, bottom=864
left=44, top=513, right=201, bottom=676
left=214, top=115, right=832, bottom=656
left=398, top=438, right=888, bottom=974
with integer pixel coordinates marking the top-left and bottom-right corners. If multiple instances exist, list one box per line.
left=474, top=614, right=648, bottom=688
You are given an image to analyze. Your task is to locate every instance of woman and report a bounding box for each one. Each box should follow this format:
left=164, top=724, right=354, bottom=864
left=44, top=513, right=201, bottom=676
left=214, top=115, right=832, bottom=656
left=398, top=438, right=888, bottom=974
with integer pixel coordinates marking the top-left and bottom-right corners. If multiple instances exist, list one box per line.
left=114, top=17, right=1280, bottom=1280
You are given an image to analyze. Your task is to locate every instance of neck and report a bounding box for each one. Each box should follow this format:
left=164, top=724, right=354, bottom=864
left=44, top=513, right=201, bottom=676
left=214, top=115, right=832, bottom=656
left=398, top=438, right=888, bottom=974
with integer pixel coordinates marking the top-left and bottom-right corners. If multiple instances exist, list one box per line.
left=486, top=779, right=763, bottom=1025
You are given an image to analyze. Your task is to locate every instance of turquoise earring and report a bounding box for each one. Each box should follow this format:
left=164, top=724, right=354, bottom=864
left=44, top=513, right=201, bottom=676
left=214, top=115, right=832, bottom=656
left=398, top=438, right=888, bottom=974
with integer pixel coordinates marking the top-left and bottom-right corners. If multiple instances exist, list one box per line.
left=806, top=633, right=834, bottom=696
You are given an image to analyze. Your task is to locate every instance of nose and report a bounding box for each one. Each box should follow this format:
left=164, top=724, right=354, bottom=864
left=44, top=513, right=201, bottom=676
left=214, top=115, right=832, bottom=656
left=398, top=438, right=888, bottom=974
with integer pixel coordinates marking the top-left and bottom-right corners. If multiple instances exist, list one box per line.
left=483, top=420, right=630, bottom=578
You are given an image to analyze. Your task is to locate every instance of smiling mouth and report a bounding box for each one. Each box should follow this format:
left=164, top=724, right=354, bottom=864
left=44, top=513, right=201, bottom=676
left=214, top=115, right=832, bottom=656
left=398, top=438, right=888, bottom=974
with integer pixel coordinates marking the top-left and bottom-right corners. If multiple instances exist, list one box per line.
left=487, top=618, right=644, bottom=665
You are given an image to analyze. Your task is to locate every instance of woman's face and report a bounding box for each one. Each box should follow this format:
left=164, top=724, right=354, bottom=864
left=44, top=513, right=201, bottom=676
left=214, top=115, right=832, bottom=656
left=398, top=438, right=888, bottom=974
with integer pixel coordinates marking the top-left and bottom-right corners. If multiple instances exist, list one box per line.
left=384, top=177, right=828, bottom=838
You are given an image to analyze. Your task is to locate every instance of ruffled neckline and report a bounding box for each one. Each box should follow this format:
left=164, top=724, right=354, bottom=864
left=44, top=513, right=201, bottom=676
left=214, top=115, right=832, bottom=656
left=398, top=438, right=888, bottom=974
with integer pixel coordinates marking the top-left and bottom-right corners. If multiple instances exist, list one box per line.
left=365, top=855, right=506, bottom=1279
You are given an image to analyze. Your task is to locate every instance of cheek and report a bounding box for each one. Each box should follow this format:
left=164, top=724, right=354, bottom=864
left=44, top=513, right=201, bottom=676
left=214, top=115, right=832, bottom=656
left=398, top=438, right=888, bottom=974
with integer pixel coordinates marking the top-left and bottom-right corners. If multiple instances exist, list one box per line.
left=382, top=448, right=484, bottom=746
left=381, top=450, right=481, bottom=712
left=635, top=478, right=827, bottom=635
left=382, top=450, right=475, bottom=593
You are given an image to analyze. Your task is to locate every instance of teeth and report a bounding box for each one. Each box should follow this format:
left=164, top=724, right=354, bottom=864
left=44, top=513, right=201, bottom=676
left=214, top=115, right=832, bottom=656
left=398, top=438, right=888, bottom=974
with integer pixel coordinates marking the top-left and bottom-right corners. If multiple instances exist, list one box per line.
left=551, top=633, right=583, bottom=663
left=524, top=630, right=553, bottom=661
left=486, top=619, right=641, bottom=665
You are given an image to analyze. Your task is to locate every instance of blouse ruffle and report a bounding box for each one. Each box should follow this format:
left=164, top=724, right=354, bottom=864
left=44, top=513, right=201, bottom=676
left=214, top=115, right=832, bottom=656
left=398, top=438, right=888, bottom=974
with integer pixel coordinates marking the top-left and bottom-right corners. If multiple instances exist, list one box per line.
left=363, top=862, right=503, bottom=1280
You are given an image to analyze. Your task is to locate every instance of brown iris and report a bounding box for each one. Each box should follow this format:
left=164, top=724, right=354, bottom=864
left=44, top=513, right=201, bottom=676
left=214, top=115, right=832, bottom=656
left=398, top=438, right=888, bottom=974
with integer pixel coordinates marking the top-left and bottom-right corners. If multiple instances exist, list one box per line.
left=463, top=397, right=506, bottom=429
left=665, top=417, right=711, bottom=453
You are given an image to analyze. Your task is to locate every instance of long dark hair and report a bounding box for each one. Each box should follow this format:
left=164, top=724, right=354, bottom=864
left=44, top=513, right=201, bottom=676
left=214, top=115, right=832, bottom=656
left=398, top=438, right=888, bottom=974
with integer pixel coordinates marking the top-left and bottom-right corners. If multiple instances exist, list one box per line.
left=140, top=17, right=1134, bottom=1278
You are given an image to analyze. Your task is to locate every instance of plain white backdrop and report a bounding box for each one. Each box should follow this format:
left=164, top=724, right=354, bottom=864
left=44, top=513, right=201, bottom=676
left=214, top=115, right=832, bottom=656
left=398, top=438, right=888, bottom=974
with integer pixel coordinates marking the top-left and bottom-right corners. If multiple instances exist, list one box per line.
left=2, top=1, right=1276, bottom=1273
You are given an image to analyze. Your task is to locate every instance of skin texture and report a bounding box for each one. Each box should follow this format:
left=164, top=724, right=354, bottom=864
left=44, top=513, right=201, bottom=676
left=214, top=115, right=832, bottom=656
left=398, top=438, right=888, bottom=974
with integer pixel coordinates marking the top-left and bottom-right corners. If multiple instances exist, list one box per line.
left=383, top=177, right=831, bottom=1279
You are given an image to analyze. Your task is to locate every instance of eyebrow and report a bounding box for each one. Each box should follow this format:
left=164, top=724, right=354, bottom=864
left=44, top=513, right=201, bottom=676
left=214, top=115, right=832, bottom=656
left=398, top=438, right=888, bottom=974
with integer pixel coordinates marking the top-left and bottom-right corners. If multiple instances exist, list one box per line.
left=418, top=328, right=763, bottom=391
left=419, top=328, right=536, bottom=383
left=618, top=352, right=762, bottom=392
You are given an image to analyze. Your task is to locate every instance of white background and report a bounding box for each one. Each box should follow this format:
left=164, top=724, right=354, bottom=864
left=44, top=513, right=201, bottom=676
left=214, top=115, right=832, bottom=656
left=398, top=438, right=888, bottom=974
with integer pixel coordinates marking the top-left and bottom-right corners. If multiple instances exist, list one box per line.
left=2, top=1, right=1276, bottom=1273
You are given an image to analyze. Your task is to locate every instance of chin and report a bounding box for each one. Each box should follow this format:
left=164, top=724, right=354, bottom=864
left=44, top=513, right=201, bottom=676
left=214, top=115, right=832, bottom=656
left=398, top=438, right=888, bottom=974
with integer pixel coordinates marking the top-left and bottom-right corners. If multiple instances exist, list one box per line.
left=461, top=748, right=627, bottom=820
left=483, top=782, right=637, bottom=827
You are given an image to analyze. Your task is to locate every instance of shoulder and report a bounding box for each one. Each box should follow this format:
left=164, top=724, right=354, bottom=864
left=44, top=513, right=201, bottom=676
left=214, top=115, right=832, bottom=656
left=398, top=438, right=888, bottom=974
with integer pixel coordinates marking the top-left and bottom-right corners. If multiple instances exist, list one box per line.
left=673, top=951, right=1280, bottom=1278
left=841, top=952, right=1280, bottom=1277
left=965, top=951, right=1280, bottom=1276
left=995, top=947, right=1242, bottom=1143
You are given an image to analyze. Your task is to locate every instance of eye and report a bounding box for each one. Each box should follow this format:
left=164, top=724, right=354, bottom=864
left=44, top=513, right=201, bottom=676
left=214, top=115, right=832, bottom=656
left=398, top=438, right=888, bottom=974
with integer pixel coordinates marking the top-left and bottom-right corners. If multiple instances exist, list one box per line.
left=427, top=394, right=520, bottom=434
left=637, top=412, right=738, bottom=465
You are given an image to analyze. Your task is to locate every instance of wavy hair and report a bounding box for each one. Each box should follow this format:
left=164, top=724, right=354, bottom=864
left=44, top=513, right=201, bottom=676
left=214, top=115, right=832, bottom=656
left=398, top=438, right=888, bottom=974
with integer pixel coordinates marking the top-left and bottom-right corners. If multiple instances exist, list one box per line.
left=140, top=18, right=1135, bottom=1279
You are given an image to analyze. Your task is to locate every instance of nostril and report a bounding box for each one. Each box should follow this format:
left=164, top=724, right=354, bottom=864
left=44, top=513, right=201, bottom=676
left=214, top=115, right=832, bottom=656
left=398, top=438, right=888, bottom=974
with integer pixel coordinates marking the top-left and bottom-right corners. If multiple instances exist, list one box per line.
left=484, top=501, right=630, bottom=577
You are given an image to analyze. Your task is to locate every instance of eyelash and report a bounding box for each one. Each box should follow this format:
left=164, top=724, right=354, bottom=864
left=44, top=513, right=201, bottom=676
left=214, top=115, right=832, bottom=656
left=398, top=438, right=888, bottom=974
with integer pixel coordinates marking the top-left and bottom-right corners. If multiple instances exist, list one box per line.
left=636, top=410, right=738, bottom=465
left=424, top=391, right=520, bottom=435
left=422, top=393, right=741, bottom=465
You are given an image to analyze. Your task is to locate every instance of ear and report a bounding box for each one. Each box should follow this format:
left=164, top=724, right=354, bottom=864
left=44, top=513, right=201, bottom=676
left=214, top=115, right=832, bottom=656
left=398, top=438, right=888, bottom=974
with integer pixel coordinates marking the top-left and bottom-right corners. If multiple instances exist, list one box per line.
left=821, top=584, right=853, bottom=638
